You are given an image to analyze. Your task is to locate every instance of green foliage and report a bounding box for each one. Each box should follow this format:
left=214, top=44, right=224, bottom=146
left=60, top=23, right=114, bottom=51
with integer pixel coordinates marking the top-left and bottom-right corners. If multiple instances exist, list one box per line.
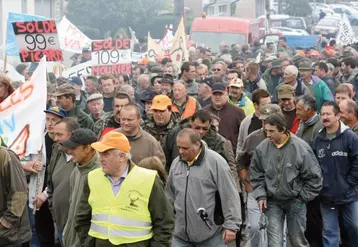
left=284, top=0, right=312, bottom=17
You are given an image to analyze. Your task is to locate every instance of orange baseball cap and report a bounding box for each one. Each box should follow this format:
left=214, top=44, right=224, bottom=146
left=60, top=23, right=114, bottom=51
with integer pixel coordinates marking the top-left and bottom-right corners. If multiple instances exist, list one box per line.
left=151, top=95, right=172, bottom=111
left=91, top=131, right=131, bottom=153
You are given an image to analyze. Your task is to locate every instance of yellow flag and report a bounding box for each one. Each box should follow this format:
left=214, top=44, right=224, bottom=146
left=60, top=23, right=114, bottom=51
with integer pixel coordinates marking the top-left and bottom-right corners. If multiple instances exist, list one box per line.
left=147, top=32, right=165, bottom=61
left=170, top=17, right=189, bottom=74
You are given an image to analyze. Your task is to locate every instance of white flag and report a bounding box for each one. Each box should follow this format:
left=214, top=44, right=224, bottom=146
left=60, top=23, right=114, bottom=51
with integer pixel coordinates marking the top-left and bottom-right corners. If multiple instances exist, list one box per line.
left=170, top=17, right=189, bottom=74
left=147, top=32, right=165, bottom=61
left=58, top=16, right=92, bottom=53
left=336, top=14, right=354, bottom=45
left=0, top=57, right=47, bottom=157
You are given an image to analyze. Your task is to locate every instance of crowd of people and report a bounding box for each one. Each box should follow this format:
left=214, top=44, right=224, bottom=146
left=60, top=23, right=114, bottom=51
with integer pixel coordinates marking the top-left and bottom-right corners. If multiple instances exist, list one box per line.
left=0, top=35, right=358, bottom=247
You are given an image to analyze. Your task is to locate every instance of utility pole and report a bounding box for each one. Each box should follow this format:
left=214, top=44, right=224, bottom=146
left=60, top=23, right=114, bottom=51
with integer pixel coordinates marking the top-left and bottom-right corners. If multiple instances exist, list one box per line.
left=174, top=0, right=185, bottom=31
left=265, top=0, right=271, bottom=34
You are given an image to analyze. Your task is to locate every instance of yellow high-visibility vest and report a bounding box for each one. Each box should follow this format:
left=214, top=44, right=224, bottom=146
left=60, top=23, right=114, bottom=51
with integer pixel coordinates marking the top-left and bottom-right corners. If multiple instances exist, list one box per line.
left=87, top=165, right=157, bottom=245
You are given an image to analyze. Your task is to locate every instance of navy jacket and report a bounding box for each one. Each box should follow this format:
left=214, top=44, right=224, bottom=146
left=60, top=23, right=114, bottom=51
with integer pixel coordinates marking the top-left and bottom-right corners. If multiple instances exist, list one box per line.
left=312, top=122, right=358, bottom=205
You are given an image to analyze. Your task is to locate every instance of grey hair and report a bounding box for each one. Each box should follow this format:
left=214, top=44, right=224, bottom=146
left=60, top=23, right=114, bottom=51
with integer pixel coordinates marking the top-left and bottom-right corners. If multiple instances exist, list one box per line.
left=296, top=94, right=317, bottom=112
left=114, top=150, right=132, bottom=160
left=137, top=74, right=149, bottom=84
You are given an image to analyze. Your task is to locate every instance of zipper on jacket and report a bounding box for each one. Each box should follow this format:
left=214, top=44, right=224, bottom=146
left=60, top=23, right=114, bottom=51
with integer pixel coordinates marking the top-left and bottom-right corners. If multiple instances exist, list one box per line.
left=184, top=166, right=190, bottom=241
left=276, top=152, right=281, bottom=193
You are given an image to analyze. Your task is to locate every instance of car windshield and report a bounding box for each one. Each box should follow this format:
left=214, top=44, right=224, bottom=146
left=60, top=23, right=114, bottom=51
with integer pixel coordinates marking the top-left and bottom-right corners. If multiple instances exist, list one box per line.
left=190, top=32, right=246, bottom=54
left=271, top=19, right=305, bottom=29
left=317, top=18, right=339, bottom=26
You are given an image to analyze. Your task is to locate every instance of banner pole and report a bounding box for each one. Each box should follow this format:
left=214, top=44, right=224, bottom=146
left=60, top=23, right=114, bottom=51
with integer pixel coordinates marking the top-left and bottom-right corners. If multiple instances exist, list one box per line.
left=3, top=15, right=9, bottom=72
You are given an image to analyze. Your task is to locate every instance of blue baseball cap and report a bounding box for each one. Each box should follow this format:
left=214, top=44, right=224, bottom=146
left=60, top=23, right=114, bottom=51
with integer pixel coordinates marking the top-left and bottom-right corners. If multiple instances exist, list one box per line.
left=212, top=83, right=227, bottom=94
left=68, top=76, right=83, bottom=86
left=44, top=106, right=67, bottom=118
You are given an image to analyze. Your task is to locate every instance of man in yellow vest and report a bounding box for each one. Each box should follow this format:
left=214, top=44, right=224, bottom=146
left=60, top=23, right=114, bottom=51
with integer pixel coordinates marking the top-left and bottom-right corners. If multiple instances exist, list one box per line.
left=74, top=131, right=174, bottom=247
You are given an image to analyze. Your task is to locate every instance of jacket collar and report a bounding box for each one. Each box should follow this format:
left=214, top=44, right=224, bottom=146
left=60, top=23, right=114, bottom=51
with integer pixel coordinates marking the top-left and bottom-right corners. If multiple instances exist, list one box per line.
left=318, top=121, right=350, bottom=139
left=180, top=141, right=206, bottom=166
left=77, top=152, right=99, bottom=171
left=116, top=127, right=143, bottom=140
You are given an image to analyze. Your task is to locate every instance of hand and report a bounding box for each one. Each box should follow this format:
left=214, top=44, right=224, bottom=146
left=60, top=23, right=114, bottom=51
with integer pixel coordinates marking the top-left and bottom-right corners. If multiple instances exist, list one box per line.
left=33, top=192, right=47, bottom=210
left=222, top=229, right=236, bottom=244
left=23, top=160, right=39, bottom=174
left=258, top=200, right=267, bottom=214
left=32, top=161, right=43, bottom=173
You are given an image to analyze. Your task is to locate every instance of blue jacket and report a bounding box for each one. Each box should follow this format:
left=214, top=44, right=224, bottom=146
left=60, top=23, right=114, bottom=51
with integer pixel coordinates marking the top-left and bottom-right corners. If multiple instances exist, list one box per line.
left=312, top=122, right=358, bottom=205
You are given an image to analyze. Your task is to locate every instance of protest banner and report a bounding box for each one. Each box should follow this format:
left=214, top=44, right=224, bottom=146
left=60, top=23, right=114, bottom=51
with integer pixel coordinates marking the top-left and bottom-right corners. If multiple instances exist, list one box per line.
left=0, top=60, right=25, bottom=82
left=62, top=61, right=92, bottom=81
left=12, top=20, right=63, bottom=62
left=336, top=14, right=354, bottom=45
left=159, top=25, right=174, bottom=51
left=6, top=12, right=50, bottom=56
left=91, top=39, right=132, bottom=76
left=147, top=32, right=165, bottom=61
left=58, top=16, right=92, bottom=53
left=170, top=17, right=189, bottom=74
left=0, top=56, right=47, bottom=157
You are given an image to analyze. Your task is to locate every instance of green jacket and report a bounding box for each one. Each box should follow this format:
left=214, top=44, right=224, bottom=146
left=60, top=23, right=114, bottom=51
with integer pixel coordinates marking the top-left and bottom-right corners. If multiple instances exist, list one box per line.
left=296, top=114, right=322, bottom=147
left=63, top=153, right=100, bottom=247
left=261, top=68, right=282, bottom=95
left=0, top=147, right=31, bottom=246
left=66, top=106, right=94, bottom=130
left=74, top=161, right=174, bottom=247
left=310, top=76, right=334, bottom=112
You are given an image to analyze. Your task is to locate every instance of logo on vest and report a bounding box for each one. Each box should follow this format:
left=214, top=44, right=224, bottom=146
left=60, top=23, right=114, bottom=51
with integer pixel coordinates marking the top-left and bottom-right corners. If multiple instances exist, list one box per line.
left=128, top=190, right=142, bottom=208
left=331, top=151, right=348, bottom=157
left=317, top=149, right=325, bottom=158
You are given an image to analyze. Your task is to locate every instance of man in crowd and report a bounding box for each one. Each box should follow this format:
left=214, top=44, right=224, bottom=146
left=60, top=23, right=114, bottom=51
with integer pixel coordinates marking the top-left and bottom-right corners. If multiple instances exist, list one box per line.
left=340, top=57, right=358, bottom=84
left=228, top=78, right=254, bottom=116
left=278, top=84, right=300, bottom=133
left=335, top=84, right=353, bottom=105
left=160, top=74, right=174, bottom=97
left=298, top=61, right=333, bottom=111
left=236, top=89, right=271, bottom=153
left=93, top=92, right=131, bottom=138
left=211, top=61, right=227, bottom=82
left=47, top=117, right=80, bottom=246
left=197, top=77, right=213, bottom=108
left=136, top=74, right=151, bottom=97
left=166, top=128, right=241, bottom=246
left=204, top=83, right=246, bottom=154
left=339, top=99, right=358, bottom=134
left=244, top=61, right=267, bottom=94
left=68, top=76, right=88, bottom=111
left=172, top=82, right=201, bottom=120
left=87, top=93, right=104, bottom=123
left=250, top=113, right=322, bottom=246
left=62, top=129, right=100, bottom=247
left=85, top=76, right=99, bottom=96
left=131, top=65, right=145, bottom=88
left=54, top=84, right=94, bottom=129
left=179, top=62, right=198, bottom=97
left=116, top=104, right=166, bottom=165
left=99, top=74, right=116, bottom=112
left=0, top=147, right=32, bottom=246
left=312, top=102, right=358, bottom=246
left=314, top=61, right=339, bottom=95
left=262, top=59, right=283, bottom=95
left=227, top=69, right=241, bottom=85
left=75, top=131, right=174, bottom=246
left=196, top=64, right=208, bottom=80
left=142, top=95, right=179, bottom=145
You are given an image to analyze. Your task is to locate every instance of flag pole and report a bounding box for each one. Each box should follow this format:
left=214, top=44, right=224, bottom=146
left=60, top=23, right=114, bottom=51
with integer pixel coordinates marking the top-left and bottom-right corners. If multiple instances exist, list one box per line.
left=3, top=15, right=9, bottom=72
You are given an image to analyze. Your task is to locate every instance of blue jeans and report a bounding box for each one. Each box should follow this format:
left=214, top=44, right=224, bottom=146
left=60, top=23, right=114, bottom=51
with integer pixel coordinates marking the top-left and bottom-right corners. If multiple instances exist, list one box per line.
left=321, top=201, right=358, bottom=247
left=57, top=227, right=64, bottom=247
left=265, top=199, right=309, bottom=247
left=247, top=192, right=261, bottom=247
left=172, top=231, right=226, bottom=247
left=27, top=204, right=40, bottom=247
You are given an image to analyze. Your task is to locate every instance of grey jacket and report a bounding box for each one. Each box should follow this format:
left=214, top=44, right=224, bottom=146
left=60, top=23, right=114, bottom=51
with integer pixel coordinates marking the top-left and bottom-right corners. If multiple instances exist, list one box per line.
left=236, top=113, right=254, bottom=156
left=250, top=133, right=323, bottom=202
left=296, top=114, right=322, bottom=147
left=166, top=143, right=241, bottom=243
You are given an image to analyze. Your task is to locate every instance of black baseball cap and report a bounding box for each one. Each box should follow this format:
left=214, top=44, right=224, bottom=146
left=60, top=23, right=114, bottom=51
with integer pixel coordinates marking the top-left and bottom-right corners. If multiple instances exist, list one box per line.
left=212, top=83, right=227, bottom=93
left=61, top=129, right=97, bottom=149
left=199, top=77, right=214, bottom=88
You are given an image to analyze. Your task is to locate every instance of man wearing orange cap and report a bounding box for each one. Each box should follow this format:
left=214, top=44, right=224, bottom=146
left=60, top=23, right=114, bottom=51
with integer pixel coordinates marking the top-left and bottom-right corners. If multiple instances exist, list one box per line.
left=142, top=95, right=180, bottom=145
left=75, top=131, right=174, bottom=247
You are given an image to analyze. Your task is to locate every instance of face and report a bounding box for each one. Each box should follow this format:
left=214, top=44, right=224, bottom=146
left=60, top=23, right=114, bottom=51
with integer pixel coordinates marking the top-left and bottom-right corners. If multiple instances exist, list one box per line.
left=88, top=99, right=104, bottom=115
left=113, top=98, right=130, bottom=120
left=101, top=79, right=115, bottom=94
left=72, top=84, right=82, bottom=95
left=212, top=64, right=225, bottom=76
left=228, top=86, right=243, bottom=98
left=339, top=102, right=352, bottom=125
left=153, top=79, right=162, bottom=94
left=173, top=83, right=187, bottom=101
left=341, top=62, right=349, bottom=74
left=176, top=135, right=201, bottom=162
left=198, top=83, right=210, bottom=98
left=196, top=68, right=206, bottom=80
left=295, top=101, right=311, bottom=120
left=53, top=122, right=71, bottom=144
left=145, top=102, right=153, bottom=117
left=265, top=124, right=285, bottom=144
left=186, top=66, right=196, bottom=81
left=321, top=105, right=340, bottom=128
left=190, top=119, right=210, bottom=138
left=139, top=77, right=150, bottom=89
left=254, top=97, right=271, bottom=112
left=212, top=92, right=228, bottom=108
left=45, top=113, right=62, bottom=133
left=152, top=108, right=172, bottom=126
left=68, top=145, right=92, bottom=163
left=227, top=73, right=238, bottom=85
left=0, top=83, right=9, bottom=98
left=299, top=70, right=311, bottom=79
left=133, top=68, right=141, bottom=81
left=56, top=95, right=72, bottom=109
left=335, top=93, right=350, bottom=106
left=283, top=72, right=295, bottom=84
left=99, top=149, right=126, bottom=175
left=85, top=79, right=97, bottom=94
left=164, top=66, right=174, bottom=75
left=281, top=61, right=290, bottom=71
left=161, top=83, right=172, bottom=95
left=279, top=97, right=295, bottom=111
left=120, top=108, right=141, bottom=134
left=314, top=66, right=325, bottom=78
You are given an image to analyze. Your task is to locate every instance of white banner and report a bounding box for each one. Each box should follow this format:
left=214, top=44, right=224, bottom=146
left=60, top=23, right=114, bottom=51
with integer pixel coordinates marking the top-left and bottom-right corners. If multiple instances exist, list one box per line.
left=0, top=60, right=25, bottom=82
left=170, top=17, right=189, bottom=74
left=0, top=56, right=47, bottom=157
left=147, top=32, right=165, bottom=61
left=62, top=61, right=92, bottom=80
left=336, top=14, right=354, bottom=45
left=58, top=16, right=92, bottom=53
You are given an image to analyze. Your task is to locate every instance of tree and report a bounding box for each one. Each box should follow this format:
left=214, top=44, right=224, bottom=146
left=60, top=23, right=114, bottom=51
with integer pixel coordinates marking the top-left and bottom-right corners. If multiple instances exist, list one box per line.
left=65, top=0, right=170, bottom=39
left=284, top=0, right=312, bottom=17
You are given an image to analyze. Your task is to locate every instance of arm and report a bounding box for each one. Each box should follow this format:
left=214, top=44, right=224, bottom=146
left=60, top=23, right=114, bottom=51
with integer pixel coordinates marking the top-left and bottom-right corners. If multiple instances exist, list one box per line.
left=149, top=177, right=175, bottom=247
left=322, top=83, right=334, bottom=102
left=222, top=140, right=241, bottom=193
left=46, top=145, right=59, bottom=220
left=152, top=139, right=166, bottom=167
left=162, top=131, right=174, bottom=173
left=299, top=148, right=323, bottom=202
left=74, top=176, right=93, bottom=247
left=236, top=119, right=247, bottom=157
left=347, top=133, right=358, bottom=190
left=249, top=149, right=267, bottom=201
left=0, top=149, right=28, bottom=229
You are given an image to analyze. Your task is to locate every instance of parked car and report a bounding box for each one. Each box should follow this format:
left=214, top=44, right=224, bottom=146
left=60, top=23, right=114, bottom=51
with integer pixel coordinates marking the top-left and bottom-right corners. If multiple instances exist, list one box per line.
left=331, top=4, right=358, bottom=24
left=312, top=17, right=341, bottom=38
left=257, top=15, right=309, bottom=33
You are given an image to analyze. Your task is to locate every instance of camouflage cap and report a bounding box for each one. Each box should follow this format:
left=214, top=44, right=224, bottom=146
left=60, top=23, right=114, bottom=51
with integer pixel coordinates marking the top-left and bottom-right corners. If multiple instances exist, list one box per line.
left=53, top=84, right=76, bottom=97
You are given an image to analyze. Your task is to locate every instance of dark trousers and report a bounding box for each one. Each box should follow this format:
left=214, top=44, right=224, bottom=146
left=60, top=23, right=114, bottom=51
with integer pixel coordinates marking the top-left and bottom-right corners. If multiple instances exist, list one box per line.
left=305, top=197, right=323, bottom=247
left=34, top=201, right=55, bottom=247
